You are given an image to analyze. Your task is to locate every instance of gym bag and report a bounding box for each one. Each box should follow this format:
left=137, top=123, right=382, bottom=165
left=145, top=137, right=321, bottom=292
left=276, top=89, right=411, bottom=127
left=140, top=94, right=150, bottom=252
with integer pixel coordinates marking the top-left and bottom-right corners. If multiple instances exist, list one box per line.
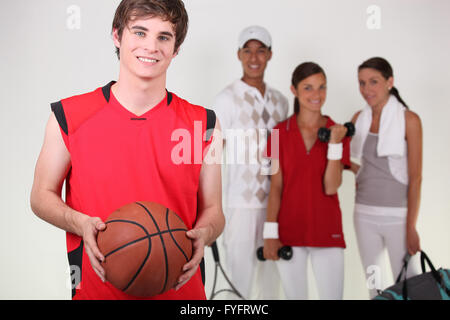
left=374, top=250, right=450, bottom=300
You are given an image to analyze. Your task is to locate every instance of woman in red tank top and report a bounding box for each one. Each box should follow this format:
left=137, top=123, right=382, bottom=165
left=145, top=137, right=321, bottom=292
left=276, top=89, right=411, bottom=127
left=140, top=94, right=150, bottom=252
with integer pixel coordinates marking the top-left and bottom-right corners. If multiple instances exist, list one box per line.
left=262, top=62, right=350, bottom=299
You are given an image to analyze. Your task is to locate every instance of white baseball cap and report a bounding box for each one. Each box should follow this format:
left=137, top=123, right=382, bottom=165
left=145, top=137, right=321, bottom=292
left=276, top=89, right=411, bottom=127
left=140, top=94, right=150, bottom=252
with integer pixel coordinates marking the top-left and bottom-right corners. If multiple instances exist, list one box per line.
left=238, top=25, right=272, bottom=49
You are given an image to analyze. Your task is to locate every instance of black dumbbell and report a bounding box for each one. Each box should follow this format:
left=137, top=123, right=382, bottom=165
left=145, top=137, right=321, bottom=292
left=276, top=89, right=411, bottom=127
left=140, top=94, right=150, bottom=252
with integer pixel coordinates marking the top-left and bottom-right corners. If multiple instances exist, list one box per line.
left=318, top=122, right=355, bottom=143
left=256, top=246, right=293, bottom=261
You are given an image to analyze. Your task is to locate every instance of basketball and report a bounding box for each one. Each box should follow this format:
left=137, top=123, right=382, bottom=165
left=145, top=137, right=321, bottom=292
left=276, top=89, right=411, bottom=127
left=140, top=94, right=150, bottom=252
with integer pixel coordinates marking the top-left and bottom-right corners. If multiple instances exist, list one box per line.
left=97, top=201, right=193, bottom=297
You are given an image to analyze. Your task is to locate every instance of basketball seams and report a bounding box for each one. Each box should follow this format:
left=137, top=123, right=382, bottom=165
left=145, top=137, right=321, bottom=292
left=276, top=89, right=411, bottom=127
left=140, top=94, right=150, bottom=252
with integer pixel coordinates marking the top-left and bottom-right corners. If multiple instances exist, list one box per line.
left=122, top=245, right=152, bottom=292
left=103, top=219, right=151, bottom=258
left=135, top=202, right=170, bottom=294
left=104, top=223, right=187, bottom=258
left=102, top=219, right=153, bottom=292
left=100, top=202, right=191, bottom=297
left=166, top=208, right=190, bottom=262
left=169, top=209, right=186, bottom=226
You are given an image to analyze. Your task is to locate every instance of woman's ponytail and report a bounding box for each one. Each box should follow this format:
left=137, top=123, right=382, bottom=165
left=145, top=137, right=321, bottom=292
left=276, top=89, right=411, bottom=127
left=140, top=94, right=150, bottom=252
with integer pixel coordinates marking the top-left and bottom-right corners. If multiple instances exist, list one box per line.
left=390, top=86, right=409, bottom=109
left=294, top=98, right=300, bottom=114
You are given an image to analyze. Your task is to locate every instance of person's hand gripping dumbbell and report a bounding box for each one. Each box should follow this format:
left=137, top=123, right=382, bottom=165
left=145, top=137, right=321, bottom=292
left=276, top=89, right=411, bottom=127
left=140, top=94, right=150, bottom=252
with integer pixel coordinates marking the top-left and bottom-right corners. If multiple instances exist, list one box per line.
left=317, top=122, right=355, bottom=161
left=317, top=122, right=355, bottom=143
left=257, top=243, right=293, bottom=261
left=260, top=221, right=293, bottom=261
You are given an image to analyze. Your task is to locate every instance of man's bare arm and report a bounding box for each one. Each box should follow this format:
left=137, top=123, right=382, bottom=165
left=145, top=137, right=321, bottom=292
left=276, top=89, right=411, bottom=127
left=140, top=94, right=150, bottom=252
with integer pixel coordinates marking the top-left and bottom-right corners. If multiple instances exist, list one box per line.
left=175, top=118, right=225, bottom=289
left=30, top=113, right=106, bottom=281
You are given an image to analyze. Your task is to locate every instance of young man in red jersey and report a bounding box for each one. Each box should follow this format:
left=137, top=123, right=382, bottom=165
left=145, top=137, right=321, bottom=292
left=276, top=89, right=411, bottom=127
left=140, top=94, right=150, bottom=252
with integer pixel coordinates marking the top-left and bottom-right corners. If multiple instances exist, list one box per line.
left=30, top=0, right=224, bottom=300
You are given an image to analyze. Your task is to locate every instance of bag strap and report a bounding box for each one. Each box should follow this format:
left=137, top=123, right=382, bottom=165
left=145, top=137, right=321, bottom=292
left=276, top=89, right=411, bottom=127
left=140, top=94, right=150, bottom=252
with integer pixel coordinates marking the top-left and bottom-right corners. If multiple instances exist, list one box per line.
left=395, top=250, right=449, bottom=299
left=397, top=253, right=411, bottom=299
left=420, top=251, right=450, bottom=296
left=396, top=253, right=410, bottom=283
left=420, top=251, right=441, bottom=281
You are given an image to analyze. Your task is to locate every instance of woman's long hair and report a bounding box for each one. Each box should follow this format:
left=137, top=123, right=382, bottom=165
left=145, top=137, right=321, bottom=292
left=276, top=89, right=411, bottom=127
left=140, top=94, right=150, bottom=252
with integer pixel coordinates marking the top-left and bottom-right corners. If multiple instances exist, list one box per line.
left=358, top=57, right=409, bottom=109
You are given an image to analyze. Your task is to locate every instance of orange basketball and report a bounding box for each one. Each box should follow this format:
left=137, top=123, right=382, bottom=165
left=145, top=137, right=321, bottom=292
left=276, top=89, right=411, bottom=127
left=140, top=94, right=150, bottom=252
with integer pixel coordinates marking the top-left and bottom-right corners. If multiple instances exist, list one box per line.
left=97, top=201, right=192, bottom=297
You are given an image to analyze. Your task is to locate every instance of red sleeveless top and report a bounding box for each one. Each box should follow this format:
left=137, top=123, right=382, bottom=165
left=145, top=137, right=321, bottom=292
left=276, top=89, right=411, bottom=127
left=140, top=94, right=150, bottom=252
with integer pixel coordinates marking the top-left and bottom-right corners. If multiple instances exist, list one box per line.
left=267, top=115, right=350, bottom=248
left=51, top=81, right=215, bottom=299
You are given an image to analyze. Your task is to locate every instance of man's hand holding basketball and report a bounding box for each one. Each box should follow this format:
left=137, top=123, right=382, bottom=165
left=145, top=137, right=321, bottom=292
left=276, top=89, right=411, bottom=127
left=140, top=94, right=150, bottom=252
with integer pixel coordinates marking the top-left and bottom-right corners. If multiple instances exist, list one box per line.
left=174, top=227, right=210, bottom=291
left=78, top=215, right=107, bottom=283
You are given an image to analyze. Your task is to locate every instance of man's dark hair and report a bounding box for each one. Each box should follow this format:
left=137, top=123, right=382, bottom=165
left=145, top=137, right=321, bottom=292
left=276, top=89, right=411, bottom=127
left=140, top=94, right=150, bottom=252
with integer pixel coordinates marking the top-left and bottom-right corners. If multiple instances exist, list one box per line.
left=112, top=0, right=189, bottom=59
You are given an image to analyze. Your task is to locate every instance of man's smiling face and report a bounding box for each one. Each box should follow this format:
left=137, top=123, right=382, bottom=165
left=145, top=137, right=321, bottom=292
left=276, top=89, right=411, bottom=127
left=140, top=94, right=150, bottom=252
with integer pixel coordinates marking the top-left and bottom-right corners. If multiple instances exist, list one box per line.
left=113, top=15, right=178, bottom=81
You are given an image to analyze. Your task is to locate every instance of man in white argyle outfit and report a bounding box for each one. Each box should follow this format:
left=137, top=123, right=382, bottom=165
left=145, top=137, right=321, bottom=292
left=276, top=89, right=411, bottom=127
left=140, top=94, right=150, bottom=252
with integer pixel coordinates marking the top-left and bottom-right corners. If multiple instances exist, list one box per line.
left=212, top=26, right=289, bottom=299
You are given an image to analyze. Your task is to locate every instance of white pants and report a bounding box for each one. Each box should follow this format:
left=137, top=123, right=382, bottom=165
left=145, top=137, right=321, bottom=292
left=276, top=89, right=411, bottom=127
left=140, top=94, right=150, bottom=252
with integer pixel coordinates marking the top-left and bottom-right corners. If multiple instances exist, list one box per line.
left=354, top=213, right=420, bottom=299
left=222, top=208, right=282, bottom=299
left=276, top=246, right=344, bottom=300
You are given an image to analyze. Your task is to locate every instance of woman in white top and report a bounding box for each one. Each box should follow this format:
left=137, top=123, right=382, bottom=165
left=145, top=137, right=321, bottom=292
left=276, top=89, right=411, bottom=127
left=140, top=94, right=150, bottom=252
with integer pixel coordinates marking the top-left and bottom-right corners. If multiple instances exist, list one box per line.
left=350, top=57, right=423, bottom=298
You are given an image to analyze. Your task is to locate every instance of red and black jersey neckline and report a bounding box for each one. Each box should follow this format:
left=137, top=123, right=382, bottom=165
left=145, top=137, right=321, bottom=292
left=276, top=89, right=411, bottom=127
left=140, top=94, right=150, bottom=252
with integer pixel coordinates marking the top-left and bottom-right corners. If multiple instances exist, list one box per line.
left=101, top=80, right=173, bottom=106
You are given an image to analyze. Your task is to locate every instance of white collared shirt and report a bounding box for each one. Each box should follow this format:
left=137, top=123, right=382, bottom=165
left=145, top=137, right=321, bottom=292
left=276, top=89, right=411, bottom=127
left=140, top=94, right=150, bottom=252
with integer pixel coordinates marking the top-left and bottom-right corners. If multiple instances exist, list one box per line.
left=212, top=79, right=289, bottom=209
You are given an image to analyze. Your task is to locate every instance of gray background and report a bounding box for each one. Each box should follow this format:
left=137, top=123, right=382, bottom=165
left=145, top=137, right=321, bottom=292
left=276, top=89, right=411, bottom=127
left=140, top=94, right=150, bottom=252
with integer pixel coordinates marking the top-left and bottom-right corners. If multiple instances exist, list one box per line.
left=1, top=0, right=449, bottom=299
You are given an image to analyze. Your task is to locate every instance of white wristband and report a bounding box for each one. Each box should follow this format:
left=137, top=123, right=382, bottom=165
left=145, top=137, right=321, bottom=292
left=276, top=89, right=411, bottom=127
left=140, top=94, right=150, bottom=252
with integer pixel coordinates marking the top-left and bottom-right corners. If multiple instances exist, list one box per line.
left=263, top=222, right=279, bottom=239
left=327, top=143, right=343, bottom=160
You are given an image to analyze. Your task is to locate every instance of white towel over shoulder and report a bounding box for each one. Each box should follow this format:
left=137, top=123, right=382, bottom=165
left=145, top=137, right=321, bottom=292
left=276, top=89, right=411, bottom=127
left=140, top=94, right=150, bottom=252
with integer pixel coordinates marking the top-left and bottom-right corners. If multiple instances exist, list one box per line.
left=351, top=95, right=406, bottom=163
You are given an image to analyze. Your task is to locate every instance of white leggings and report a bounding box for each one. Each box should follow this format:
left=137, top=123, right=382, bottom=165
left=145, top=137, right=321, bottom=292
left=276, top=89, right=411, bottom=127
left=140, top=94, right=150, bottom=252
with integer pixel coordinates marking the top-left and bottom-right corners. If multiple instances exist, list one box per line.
left=354, top=213, right=420, bottom=299
left=276, top=246, right=344, bottom=300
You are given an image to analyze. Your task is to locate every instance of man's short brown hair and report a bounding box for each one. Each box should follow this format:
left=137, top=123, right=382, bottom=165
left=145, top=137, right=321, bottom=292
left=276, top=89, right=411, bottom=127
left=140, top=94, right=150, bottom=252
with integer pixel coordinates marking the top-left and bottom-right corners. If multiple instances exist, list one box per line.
left=112, top=0, right=189, bottom=58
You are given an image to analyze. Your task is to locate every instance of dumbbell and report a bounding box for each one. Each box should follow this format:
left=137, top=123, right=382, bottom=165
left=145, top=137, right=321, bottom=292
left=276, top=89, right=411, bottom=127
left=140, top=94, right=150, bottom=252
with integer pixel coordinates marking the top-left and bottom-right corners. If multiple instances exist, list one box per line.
left=256, top=246, right=293, bottom=261
left=318, top=122, right=355, bottom=143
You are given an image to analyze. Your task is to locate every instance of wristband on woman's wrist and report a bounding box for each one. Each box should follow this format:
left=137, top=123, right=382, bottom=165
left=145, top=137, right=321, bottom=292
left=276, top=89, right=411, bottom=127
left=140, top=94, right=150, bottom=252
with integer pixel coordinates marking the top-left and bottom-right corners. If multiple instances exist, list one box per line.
left=263, top=222, right=279, bottom=239
left=327, top=143, right=343, bottom=160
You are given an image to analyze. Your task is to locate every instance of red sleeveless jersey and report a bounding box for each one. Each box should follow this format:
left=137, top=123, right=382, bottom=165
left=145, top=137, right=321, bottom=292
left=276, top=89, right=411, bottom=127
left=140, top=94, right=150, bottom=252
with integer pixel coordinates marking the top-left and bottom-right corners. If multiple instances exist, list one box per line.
left=51, top=81, right=216, bottom=300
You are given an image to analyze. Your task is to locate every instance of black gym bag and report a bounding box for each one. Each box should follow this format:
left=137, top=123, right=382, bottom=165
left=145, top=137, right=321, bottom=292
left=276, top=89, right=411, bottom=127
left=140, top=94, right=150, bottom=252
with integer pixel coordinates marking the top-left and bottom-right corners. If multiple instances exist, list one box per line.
left=374, top=250, right=450, bottom=300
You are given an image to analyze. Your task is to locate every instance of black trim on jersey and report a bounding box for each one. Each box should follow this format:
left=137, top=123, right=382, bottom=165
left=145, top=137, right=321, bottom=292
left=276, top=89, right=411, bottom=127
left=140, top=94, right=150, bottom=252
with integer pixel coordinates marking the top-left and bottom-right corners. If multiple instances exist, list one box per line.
left=166, top=91, right=173, bottom=106
left=68, top=241, right=84, bottom=298
left=200, top=258, right=205, bottom=286
left=205, top=109, right=216, bottom=142
left=102, top=82, right=172, bottom=107
left=102, top=81, right=116, bottom=103
left=51, top=101, right=68, bottom=135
